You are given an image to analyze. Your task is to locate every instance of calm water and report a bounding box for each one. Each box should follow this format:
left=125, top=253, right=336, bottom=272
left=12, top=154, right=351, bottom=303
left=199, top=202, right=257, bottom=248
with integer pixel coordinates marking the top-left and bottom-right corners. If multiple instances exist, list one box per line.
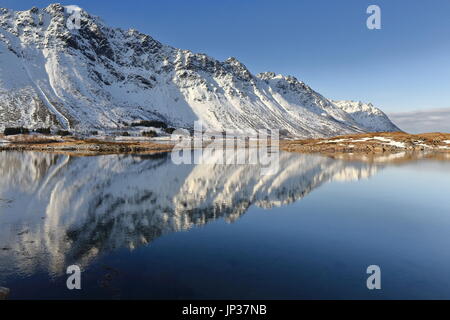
left=1, top=150, right=450, bottom=299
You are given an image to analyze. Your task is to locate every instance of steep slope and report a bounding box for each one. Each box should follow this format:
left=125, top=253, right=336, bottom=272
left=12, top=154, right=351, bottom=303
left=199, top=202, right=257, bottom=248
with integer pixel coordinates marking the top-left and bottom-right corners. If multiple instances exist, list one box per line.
left=0, top=4, right=400, bottom=138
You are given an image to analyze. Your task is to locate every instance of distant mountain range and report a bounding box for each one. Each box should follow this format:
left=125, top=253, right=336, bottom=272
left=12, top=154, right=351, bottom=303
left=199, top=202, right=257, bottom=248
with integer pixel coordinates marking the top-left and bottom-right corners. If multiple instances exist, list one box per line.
left=0, top=4, right=401, bottom=138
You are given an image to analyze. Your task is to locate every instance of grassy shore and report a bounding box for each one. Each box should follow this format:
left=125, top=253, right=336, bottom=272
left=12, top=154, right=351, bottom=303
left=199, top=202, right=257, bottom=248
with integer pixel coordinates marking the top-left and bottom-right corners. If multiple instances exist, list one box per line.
left=0, top=134, right=174, bottom=156
left=281, top=132, right=450, bottom=153
left=1, top=132, right=450, bottom=156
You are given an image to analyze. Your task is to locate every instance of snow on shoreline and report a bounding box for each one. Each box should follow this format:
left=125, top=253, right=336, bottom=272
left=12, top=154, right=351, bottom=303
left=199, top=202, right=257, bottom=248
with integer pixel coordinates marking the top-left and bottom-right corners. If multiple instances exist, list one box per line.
left=320, top=136, right=406, bottom=147
left=310, top=135, right=450, bottom=151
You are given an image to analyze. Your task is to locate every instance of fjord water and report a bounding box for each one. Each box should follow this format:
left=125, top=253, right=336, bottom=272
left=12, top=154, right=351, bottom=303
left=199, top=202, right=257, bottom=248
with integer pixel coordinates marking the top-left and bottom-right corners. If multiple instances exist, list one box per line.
left=1, top=151, right=450, bottom=299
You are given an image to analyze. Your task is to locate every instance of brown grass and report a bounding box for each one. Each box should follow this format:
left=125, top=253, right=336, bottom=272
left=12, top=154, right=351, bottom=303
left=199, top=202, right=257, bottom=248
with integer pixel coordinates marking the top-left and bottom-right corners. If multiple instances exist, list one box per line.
left=2, top=132, right=450, bottom=156
left=281, top=132, right=450, bottom=154
left=0, top=134, right=174, bottom=155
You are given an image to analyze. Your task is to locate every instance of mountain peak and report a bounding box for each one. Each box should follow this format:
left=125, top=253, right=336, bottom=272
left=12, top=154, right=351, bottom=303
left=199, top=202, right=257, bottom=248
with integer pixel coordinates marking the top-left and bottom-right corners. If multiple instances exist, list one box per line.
left=44, top=3, right=65, bottom=15
left=333, top=100, right=401, bottom=132
left=223, top=57, right=252, bottom=81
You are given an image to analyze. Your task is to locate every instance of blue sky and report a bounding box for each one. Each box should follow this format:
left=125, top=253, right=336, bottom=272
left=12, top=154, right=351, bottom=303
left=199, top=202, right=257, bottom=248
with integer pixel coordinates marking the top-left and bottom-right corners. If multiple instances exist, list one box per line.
left=1, top=0, right=449, bottom=114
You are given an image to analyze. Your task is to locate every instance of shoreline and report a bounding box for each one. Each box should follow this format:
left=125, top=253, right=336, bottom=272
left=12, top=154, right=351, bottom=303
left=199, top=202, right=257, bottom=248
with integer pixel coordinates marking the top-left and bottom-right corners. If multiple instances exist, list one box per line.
left=0, top=135, right=174, bottom=155
left=281, top=132, right=450, bottom=153
left=1, top=132, right=450, bottom=156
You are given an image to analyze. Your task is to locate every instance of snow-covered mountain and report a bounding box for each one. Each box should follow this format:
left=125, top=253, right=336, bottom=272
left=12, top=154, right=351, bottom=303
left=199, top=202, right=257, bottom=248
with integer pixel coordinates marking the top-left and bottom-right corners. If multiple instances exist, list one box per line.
left=0, top=4, right=400, bottom=138
left=333, top=100, right=401, bottom=132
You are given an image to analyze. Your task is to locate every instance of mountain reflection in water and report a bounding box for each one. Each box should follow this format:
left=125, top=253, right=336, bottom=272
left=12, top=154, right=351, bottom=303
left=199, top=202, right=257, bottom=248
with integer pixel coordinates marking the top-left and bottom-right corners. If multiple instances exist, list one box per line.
left=0, top=150, right=445, bottom=281
left=0, top=152, right=446, bottom=286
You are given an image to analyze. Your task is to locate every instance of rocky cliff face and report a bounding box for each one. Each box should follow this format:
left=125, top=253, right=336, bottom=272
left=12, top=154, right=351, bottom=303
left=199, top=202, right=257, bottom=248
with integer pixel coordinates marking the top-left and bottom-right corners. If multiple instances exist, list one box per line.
left=0, top=4, right=400, bottom=137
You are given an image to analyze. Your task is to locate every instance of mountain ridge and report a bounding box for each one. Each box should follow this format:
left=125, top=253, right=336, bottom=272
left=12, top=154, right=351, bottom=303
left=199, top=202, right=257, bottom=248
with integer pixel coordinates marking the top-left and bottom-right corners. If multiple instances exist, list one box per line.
left=0, top=4, right=401, bottom=138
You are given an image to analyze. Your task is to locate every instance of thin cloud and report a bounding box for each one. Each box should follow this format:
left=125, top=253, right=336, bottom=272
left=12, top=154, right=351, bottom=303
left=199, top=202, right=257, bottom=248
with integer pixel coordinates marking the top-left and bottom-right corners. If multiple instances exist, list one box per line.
left=388, top=108, right=450, bottom=134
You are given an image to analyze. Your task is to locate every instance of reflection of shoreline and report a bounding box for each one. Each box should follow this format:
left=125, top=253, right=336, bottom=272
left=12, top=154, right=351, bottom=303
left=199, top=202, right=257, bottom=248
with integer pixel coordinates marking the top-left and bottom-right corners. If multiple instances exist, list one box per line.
left=0, top=150, right=405, bottom=277
left=321, top=151, right=450, bottom=164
